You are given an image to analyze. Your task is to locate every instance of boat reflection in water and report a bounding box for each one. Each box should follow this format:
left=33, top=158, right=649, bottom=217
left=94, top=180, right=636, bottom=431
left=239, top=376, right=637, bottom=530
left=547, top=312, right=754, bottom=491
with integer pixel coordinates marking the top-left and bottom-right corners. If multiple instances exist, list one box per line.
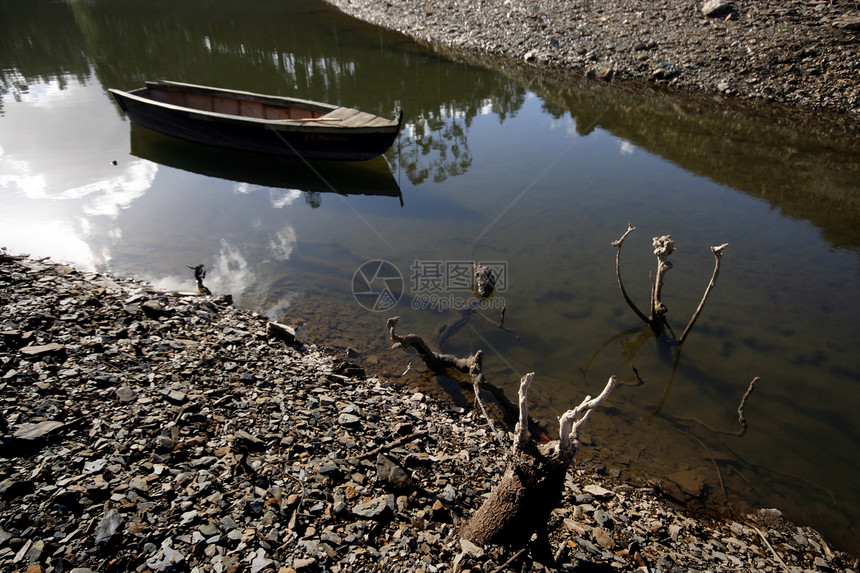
left=129, top=124, right=403, bottom=207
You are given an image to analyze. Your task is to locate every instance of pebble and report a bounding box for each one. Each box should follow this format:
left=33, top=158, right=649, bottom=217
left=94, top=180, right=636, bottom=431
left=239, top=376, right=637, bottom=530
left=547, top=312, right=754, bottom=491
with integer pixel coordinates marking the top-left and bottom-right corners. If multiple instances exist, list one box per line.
left=0, top=251, right=857, bottom=571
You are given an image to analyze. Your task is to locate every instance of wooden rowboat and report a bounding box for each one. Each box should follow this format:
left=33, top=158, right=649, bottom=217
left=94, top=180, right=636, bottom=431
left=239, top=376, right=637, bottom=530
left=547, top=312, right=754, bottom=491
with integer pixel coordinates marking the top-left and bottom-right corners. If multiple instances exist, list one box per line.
left=109, top=80, right=403, bottom=161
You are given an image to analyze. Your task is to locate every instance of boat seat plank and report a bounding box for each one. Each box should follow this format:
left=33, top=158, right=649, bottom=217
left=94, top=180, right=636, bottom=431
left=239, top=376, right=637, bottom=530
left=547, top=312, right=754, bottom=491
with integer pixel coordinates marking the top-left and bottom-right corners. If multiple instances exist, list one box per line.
left=363, top=116, right=398, bottom=127
left=321, top=107, right=362, bottom=120
left=333, top=111, right=382, bottom=127
left=317, top=107, right=395, bottom=128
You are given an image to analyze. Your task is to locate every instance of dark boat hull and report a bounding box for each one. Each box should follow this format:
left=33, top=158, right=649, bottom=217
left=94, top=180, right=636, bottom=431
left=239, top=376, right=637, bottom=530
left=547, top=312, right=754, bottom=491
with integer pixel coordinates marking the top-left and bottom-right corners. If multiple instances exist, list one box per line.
left=109, top=82, right=402, bottom=161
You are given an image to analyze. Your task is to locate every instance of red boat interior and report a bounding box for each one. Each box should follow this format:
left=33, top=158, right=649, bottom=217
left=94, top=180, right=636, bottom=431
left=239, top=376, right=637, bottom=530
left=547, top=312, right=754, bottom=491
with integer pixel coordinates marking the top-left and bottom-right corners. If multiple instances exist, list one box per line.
left=145, top=87, right=326, bottom=121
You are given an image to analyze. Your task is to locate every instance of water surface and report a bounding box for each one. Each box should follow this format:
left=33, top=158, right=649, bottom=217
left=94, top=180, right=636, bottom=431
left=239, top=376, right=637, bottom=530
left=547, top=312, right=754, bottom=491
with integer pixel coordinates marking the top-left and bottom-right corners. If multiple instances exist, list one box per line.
left=2, top=0, right=859, bottom=555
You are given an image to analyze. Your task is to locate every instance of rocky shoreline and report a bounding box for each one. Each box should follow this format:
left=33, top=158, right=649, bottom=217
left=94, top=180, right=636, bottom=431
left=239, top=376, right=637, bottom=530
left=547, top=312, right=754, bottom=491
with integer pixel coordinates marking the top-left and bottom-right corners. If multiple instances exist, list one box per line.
left=323, top=0, right=860, bottom=119
left=2, top=254, right=858, bottom=571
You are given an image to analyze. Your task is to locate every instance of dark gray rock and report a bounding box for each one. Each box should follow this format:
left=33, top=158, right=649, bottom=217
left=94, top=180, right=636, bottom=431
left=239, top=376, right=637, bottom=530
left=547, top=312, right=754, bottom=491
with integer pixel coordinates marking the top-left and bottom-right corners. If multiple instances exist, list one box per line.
left=376, top=454, right=413, bottom=491
left=12, top=420, right=64, bottom=441
left=141, top=299, right=167, bottom=319
left=352, top=494, right=395, bottom=519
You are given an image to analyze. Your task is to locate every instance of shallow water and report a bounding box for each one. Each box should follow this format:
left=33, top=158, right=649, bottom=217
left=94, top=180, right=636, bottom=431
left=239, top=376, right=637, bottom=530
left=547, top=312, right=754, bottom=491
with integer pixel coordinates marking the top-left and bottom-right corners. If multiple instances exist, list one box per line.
left=2, top=0, right=859, bottom=555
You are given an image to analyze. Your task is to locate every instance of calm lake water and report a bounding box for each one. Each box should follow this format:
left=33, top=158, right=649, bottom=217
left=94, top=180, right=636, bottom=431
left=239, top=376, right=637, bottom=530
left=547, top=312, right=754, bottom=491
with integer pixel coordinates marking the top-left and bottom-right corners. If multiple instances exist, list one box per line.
left=3, top=0, right=860, bottom=555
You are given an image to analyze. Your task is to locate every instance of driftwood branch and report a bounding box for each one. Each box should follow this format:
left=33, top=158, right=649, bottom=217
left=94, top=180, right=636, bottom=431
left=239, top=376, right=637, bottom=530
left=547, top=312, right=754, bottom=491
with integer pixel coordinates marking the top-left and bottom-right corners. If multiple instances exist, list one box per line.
left=557, top=375, right=617, bottom=459
left=612, top=225, right=651, bottom=325
left=679, top=243, right=729, bottom=345
left=388, top=316, right=517, bottom=422
left=675, top=376, right=759, bottom=437
left=461, top=373, right=617, bottom=549
left=651, top=235, right=675, bottom=322
left=358, top=430, right=429, bottom=460
left=513, top=373, right=535, bottom=454
left=388, top=316, right=481, bottom=374
left=386, top=317, right=618, bottom=554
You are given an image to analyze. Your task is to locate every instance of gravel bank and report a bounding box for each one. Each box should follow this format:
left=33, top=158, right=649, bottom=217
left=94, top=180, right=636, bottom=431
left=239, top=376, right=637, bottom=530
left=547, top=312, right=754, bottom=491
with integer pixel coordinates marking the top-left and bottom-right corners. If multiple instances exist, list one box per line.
left=2, top=254, right=858, bottom=571
left=324, top=0, right=860, bottom=118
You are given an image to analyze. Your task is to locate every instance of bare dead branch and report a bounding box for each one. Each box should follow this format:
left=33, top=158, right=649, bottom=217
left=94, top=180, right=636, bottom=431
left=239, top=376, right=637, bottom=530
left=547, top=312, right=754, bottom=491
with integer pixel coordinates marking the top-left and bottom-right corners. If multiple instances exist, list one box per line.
left=612, top=225, right=651, bottom=325
left=675, top=376, right=759, bottom=437
left=357, top=430, right=429, bottom=461
left=513, top=373, right=535, bottom=453
left=472, top=370, right=501, bottom=444
left=385, top=318, right=620, bottom=553
left=651, top=235, right=675, bottom=322
left=749, top=523, right=792, bottom=572
left=388, top=316, right=518, bottom=424
left=735, top=376, right=757, bottom=437
left=489, top=548, right=527, bottom=573
left=679, top=243, right=728, bottom=345
left=557, top=375, right=617, bottom=458
left=388, top=316, right=480, bottom=373
left=461, top=373, right=617, bottom=548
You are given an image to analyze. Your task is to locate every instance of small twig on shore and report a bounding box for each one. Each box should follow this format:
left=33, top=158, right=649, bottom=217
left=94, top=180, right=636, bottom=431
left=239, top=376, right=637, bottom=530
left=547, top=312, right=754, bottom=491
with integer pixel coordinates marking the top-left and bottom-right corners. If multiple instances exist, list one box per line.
left=749, top=522, right=792, bottom=572
left=400, top=358, right=413, bottom=376
left=357, top=430, right=429, bottom=460
left=187, top=264, right=212, bottom=295
left=489, top=548, right=527, bottom=573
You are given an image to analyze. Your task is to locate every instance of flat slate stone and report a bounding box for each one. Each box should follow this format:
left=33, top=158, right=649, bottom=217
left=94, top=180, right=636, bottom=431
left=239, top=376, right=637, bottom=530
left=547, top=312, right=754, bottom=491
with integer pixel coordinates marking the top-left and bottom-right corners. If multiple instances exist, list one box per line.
left=13, top=421, right=64, bottom=441
left=19, top=343, right=65, bottom=356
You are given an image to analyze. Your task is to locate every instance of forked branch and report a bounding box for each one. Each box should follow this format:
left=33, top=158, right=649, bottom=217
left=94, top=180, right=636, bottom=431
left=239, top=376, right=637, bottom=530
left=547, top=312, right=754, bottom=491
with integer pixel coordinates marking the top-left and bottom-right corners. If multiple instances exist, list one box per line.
left=611, top=225, right=728, bottom=345
left=386, top=318, right=618, bottom=555
left=557, top=375, right=617, bottom=458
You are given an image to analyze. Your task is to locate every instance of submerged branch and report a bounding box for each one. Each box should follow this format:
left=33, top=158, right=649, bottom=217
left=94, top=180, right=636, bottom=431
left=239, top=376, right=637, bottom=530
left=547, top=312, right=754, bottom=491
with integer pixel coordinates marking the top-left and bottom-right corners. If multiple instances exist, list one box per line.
left=679, top=243, right=729, bottom=345
left=675, top=376, right=759, bottom=437
left=735, top=376, right=757, bottom=437
left=387, top=316, right=517, bottom=423
left=612, top=225, right=651, bottom=326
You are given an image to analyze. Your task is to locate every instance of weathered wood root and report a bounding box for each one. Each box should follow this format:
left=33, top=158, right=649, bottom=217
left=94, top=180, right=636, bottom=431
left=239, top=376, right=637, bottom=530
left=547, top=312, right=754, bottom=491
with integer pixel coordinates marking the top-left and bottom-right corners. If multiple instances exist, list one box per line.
left=387, top=316, right=518, bottom=421
left=187, top=264, right=212, bottom=295
left=611, top=225, right=727, bottom=345
left=461, top=374, right=617, bottom=549
left=386, top=317, right=617, bottom=553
